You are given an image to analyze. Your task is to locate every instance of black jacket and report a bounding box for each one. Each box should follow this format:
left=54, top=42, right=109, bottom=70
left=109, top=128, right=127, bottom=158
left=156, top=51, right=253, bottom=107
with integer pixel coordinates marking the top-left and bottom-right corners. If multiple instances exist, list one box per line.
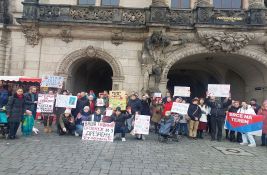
left=110, top=113, right=131, bottom=127
left=72, top=96, right=89, bottom=118
left=206, top=98, right=232, bottom=118
left=228, top=106, right=240, bottom=113
left=127, top=99, right=142, bottom=114
left=6, top=94, right=26, bottom=122
left=187, top=104, right=202, bottom=121
left=140, top=100, right=150, bottom=116
left=24, top=92, right=38, bottom=112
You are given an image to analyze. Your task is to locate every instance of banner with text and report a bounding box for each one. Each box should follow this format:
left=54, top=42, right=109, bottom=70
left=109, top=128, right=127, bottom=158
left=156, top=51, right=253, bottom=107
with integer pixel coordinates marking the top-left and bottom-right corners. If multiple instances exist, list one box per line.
left=55, top=95, right=77, bottom=108
left=225, top=112, right=264, bottom=136
left=133, top=115, right=150, bottom=135
left=41, top=75, right=64, bottom=88
left=109, top=91, right=127, bottom=110
left=37, top=94, right=55, bottom=113
left=82, top=121, right=115, bottom=142
left=208, top=84, right=230, bottom=97
left=174, top=86, right=191, bottom=97
left=171, top=102, right=190, bottom=115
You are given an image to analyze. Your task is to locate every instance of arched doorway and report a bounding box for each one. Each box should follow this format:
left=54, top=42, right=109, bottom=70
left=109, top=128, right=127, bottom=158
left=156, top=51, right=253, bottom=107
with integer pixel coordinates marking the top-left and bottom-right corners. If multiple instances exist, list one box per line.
left=56, top=46, right=124, bottom=94
left=70, top=58, right=113, bottom=94
left=161, top=46, right=267, bottom=102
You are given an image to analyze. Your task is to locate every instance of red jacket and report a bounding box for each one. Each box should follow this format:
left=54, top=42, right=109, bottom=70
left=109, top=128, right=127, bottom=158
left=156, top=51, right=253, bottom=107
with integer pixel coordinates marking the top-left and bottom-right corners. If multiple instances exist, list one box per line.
left=258, top=109, right=267, bottom=134
left=162, top=101, right=173, bottom=116
left=89, top=100, right=95, bottom=113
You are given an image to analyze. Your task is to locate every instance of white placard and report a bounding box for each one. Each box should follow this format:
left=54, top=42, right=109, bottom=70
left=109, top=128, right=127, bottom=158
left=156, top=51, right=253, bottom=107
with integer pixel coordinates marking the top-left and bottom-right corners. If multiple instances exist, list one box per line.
left=41, top=75, right=64, bottom=88
left=37, top=94, right=55, bottom=113
left=96, top=98, right=105, bottom=106
left=174, top=86, right=190, bottom=97
left=171, top=102, right=190, bottom=115
left=82, top=121, right=115, bottom=142
left=133, top=115, right=150, bottom=135
left=153, top=93, right=162, bottom=98
left=208, top=84, right=230, bottom=97
left=55, top=95, right=77, bottom=108
left=105, top=109, right=113, bottom=117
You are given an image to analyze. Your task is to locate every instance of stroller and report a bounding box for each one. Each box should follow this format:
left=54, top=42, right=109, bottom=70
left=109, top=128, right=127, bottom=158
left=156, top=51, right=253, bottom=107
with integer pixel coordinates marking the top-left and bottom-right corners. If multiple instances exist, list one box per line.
left=158, top=114, right=180, bottom=143
left=0, top=107, right=8, bottom=139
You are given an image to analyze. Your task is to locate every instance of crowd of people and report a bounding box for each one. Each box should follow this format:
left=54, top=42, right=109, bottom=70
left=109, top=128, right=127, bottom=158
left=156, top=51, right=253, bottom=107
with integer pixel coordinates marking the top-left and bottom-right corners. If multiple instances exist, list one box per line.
left=1, top=85, right=267, bottom=147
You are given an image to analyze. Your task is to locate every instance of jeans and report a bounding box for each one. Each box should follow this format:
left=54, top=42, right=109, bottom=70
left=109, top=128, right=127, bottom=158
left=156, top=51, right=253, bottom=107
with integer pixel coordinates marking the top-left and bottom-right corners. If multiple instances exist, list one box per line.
left=261, top=133, right=266, bottom=145
left=189, top=120, right=199, bottom=138
left=8, top=121, right=20, bottom=138
left=242, top=133, right=256, bottom=145
left=210, top=117, right=224, bottom=140
left=178, top=123, right=188, bottom=136
left=114, top=125, right=126, bottom=138
left=75, top=124, right=83, bottom=136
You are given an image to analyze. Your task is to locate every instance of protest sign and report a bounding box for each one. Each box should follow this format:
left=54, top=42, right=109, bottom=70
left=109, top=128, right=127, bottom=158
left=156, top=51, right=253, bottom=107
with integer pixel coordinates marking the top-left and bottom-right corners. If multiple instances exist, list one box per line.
left=133, top=115, right=150, bottom=135
left=153, top=93, right=162, bottom=98
left=55, top=95, right=77, bottom=108
left=225, top=112, right=264, bottom=136
left=208, top=84, right=230, bottom=97
left=109, top=91, right=127, bottom=110
left=37, top=94, right=55, bottom=113
left=171, top=102, right=190, bottom=115
left=82, top=121, right=115, bottom=142
left=174, top=86, right=190, bottom=97
left=96, top=98, right=105, bottom=106
left=106, top=109, right=113, bottom=117
left=41, top=75, right=64, bottom=88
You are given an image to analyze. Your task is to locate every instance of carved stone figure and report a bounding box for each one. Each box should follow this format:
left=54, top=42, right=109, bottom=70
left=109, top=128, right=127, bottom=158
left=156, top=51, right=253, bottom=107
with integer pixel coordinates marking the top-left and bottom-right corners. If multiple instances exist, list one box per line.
left=60, top=29, right=73, bottom=43
left=198, top=31, right=255, bottom=52
left=22, top=25, right=40, bottom=46
left=111, top=30, right=124, bottom=46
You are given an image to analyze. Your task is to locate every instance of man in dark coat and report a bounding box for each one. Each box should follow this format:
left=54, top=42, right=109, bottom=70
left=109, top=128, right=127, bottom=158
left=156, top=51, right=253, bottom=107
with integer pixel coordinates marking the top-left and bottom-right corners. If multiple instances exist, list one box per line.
left=140, top=95, right=151, bottom=116
left=6, top=88, right=26, bottom=139
left=206, top=96, right=232, bottom=141
left=250, top=98, right=261, bottom=114
left=24, top=86, right=38, bottom=119
left=227, top=100, right=242, bottom=142
left=127, top=94, right=142, bottom=114
left=72, top=92, right=89, bottom=118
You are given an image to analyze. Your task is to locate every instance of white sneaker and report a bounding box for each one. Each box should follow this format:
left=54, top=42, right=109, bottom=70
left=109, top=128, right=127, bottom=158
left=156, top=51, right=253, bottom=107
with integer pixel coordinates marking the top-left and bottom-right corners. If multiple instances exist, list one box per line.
left=240, top=142, right=248, bottom=146
left=121, top=138, right=126, bottom=142
left=74, top=132, right=79, bottom=137
left=248, top=144, right=256, bottom=147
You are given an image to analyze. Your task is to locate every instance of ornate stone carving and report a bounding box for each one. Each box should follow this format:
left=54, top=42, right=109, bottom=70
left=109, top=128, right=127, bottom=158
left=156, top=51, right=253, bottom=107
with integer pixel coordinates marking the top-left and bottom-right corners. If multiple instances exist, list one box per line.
left=167, top=10, right=193, bottom=25
left=195, top=0, right=212, bottom=7
left=22, top=25, right=40, bottom=46
left=198, top=31, right=256, bottom=52
left=85, top=46, right=97, bottom=57
left=122, top=9, right=145, bottom=24
left=197, top=7, right=213, bottom=23
left=60, top=29, right=73, bottom=43
left=151, top=0, right=167, bottom=7
left=111, top=30, right=123, bottom=46
left=249, top=0, right=265, bottom=9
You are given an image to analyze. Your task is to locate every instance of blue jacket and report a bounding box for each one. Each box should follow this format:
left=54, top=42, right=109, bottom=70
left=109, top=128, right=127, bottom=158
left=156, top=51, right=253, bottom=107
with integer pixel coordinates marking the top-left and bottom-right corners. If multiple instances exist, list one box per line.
left=127, top=99, right=142, bottom=114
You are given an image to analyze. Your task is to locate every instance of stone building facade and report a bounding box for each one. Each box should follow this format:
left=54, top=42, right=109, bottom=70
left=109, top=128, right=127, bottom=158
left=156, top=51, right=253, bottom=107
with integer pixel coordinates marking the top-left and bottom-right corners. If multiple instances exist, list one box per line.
left=1, top=0, right=267, bottom=102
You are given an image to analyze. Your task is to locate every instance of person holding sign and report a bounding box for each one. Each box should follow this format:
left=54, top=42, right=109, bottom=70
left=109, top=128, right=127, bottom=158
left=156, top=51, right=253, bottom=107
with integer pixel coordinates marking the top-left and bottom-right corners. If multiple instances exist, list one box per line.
left=238, top=102, right=257, bottom=147
left=75, top=106, right=90, bottom=136
left=187, top=98, right=202, bottom=139
left=58, top=109, right=75, bottom=135
left=24, top=86, right=38, bottom=119
left=197, top=98, right=210, bottom=139
left=206, top=95, right=232, bottom=142
left=42, top=91, right=55, bottom=133
left=89, top=108, right=103, bottom=122
left=110, top=107, right=132, bottom=142
left=72, top=92, right=89, bottom=118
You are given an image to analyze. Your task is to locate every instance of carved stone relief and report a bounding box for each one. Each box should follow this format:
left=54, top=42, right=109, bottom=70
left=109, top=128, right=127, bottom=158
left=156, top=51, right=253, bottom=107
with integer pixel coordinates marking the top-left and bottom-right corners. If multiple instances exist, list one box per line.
left=22, top=25, right=40, bottom=46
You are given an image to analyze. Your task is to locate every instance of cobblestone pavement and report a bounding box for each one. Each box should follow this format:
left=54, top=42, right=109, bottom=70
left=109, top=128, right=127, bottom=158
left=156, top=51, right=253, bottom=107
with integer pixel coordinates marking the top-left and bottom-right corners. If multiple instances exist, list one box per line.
left=0, top=123, right=267, bottom=175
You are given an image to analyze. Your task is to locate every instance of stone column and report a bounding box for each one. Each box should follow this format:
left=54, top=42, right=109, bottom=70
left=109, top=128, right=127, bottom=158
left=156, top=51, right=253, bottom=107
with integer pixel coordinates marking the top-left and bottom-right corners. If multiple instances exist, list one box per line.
left=243, top=0, right=249, bottom=9
left=95, top=0, right=101, bottom=6
left=0, top=29, right=7, bottom=75
left=158, top=78, right=168, bottom=95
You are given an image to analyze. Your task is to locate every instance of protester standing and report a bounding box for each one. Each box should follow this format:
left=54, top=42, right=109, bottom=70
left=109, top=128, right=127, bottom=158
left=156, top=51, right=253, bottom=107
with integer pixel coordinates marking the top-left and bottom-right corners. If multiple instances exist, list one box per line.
left=162, top=97, right=173, bottom=116
left=88, top=95, right=95, bottom=113
left=6, top=88, right=26, bottom=139
left=42, top=90, right=55, bottom=133
left=140, top=95, right=151, bottom=116
left=238, top=102, right=257, bottom=147
left=250, top=98, right=261, bottom=114
left=151, top=97, right=163, bottom=133
left=197, top=98, right=210, bottom=139
left=227, top=100, right=242, bottom=142
left=187, top=98, right=202, bottom=139
left=72, top=92, right=89, bottom=118
left=24, top=86, right=38, bottom=119
left=257, top=100, right=267, bottom=146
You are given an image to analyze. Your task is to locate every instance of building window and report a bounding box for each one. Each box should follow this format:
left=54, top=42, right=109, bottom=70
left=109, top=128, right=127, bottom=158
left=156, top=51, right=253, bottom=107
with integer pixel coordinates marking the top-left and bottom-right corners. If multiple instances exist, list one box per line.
left=171, top=0, right=190, bottom=9
left=101, top=0, right=120, bottom=6
left=79, top=0, right=96, bottom=5
left=213, top=0, right=242, bottom=9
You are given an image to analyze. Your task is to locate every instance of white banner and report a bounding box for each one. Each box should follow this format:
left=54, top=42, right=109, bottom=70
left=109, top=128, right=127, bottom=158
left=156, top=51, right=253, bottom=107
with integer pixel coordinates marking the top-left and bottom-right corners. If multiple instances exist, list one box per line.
left=174, top=86, right=190, bottom=97
left=153, top=93, right=162, bottom=98
left=133, top=115, right=150, bottom=135
left=41, top=75, right=64, bottom=88
left=96, top=98, right=105, bottom=106
left=171, top=102, right=190, bottom=115
left=208, top=84, right=230, bottom=97
left=55, top=95, right=77, bottom=108
left=37, top=94, right=55, bottom=113
left=82, top=121, right=115, bottom=142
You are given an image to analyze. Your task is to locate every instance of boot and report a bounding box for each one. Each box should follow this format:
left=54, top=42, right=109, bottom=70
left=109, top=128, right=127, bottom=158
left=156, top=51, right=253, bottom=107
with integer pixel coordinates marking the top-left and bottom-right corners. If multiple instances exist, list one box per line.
left=48, top=127, right=52, bottom=133
left=199, top=131, right=204, bottom=139
left=197, top=131, right=200, bottom=138
left=44, top=127, right=48, bottom=133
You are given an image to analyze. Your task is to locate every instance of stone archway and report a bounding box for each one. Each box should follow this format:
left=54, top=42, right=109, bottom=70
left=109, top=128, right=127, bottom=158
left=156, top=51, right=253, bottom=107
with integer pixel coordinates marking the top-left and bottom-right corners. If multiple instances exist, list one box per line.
left=56, top=46, right=124, bottom=92
left=159, top=45, right=267, bottom=101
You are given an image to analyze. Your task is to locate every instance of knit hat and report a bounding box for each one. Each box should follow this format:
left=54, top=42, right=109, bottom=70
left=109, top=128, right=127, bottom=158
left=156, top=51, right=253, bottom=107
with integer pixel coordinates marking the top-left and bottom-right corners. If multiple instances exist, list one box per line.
left=64, top=108, right=71, bottom=114
left=115, top=107, right=121, bottom=112
left=83, top=106, right=90, bottom=110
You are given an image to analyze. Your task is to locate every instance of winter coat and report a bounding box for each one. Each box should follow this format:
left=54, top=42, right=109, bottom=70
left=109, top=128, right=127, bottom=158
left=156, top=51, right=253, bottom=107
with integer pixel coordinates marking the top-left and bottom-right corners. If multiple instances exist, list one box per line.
left=59, top=114, right=75, bottom=129
left=151, top=103, right=163, bottom=123
left=257, top=109, right=267, bottom=134
left=251, top=104, right=261, bottom=114
left=228, top=106, right=240, bottom=113
left=72, top=96, right=89, bottom=118
left=237, top=106, right=256, bottom=115
left=75, top=111, right=90, bottom=125
left=199, top=105, right=210, bottom=123
left=162, top=101, right=173, bottom=116
left=24, top=92, right=38, bottom=112
left=6, top=93, right=26, bottom=122
left=110, top=113, right=131, bottom=127
left=206, top=98, right=231, bottom=118
left=89, top=100, right=95, bottom=113
left=187, top=104, right=202, bottom=121
left=140, top=100, right=151, bottom=116
left=127, top=99, right=142, bottom=114
left=89, top=113, right=103, bottom=122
